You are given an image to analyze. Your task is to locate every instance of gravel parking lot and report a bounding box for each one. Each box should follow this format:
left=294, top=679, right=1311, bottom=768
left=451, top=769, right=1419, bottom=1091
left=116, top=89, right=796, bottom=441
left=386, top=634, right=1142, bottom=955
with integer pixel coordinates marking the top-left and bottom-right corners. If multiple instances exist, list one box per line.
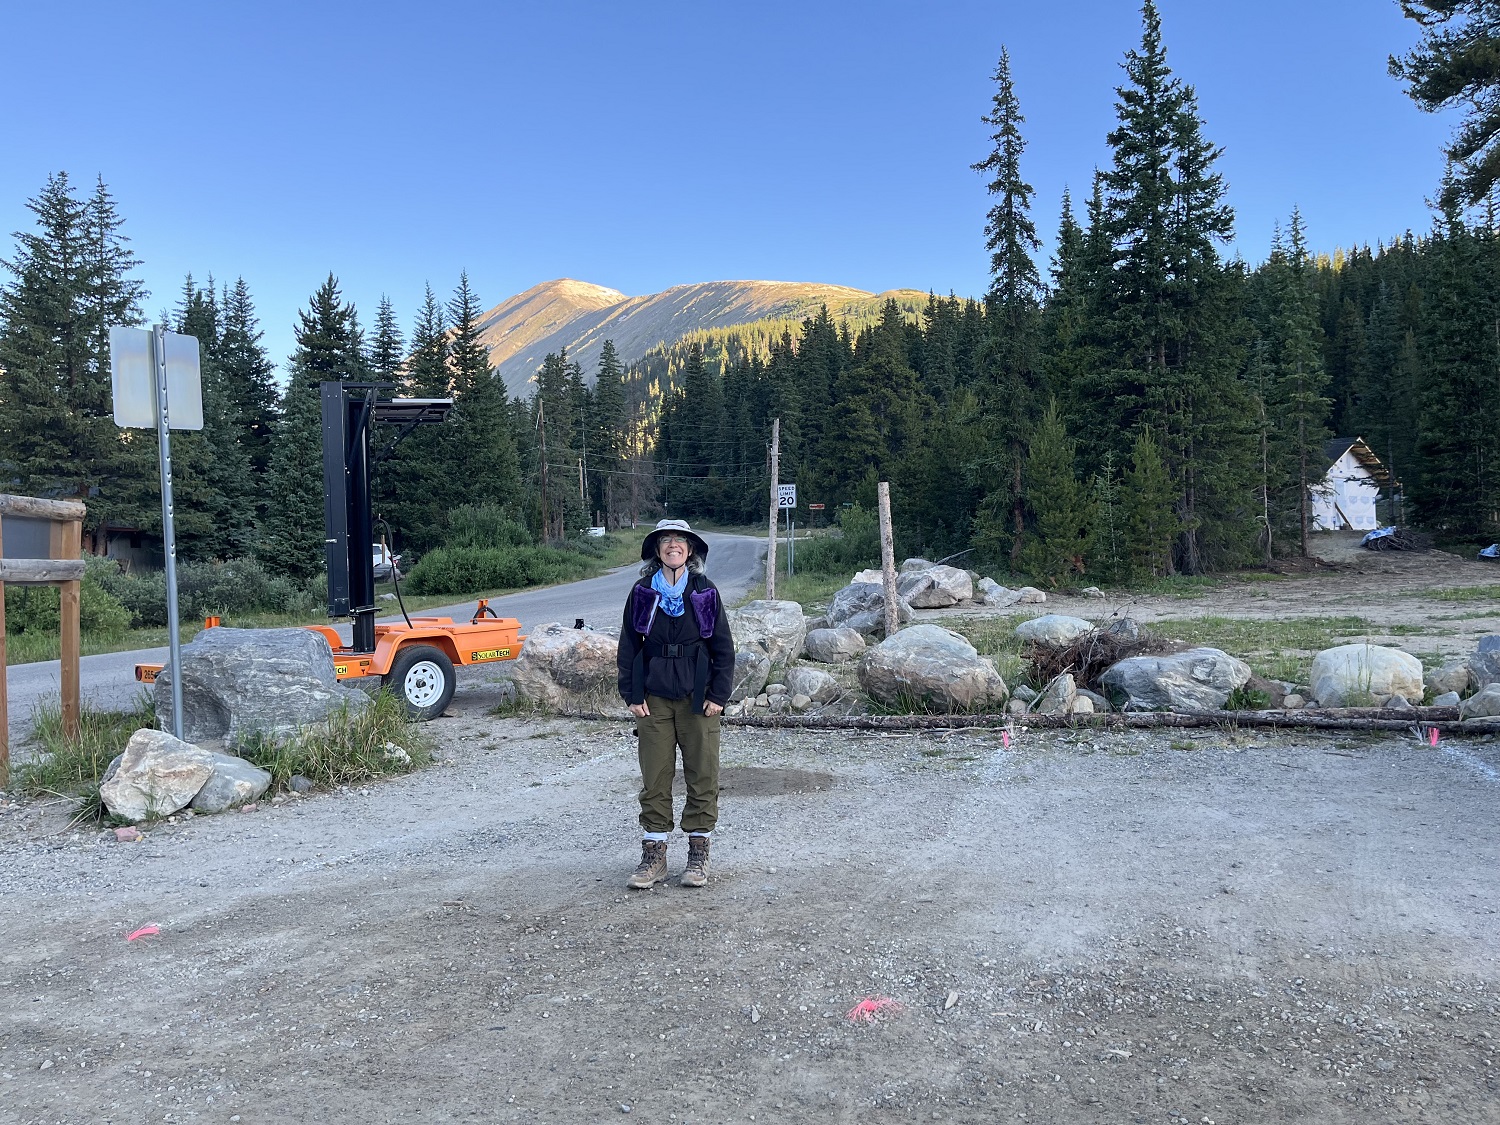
left=3, top=685, right=1498, bottom=1125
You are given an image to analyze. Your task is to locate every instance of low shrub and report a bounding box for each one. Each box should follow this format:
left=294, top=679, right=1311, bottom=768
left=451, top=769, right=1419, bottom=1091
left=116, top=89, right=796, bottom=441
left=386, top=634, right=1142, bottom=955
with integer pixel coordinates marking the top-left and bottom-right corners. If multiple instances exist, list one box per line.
left=95, top=557, right=320, bottom=627
left=4, top=564, right=132, bottom=640
left=404, top=545, right=593, bottom=596
left=240, top=691, right=432, bottom=791
left=443, top=503, right=533, bottom=550
left=794, top=505, right=881, bottom=577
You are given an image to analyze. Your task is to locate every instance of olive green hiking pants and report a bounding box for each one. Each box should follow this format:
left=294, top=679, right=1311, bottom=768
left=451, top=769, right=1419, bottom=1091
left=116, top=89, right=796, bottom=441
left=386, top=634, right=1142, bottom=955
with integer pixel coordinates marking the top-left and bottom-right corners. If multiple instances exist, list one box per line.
left=636, top=693, right=720, bottom=834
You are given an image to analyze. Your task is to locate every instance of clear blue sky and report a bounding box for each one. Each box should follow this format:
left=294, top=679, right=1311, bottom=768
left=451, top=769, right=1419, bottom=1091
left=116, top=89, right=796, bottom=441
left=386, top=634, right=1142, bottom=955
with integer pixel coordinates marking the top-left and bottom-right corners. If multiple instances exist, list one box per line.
left=0, top=1, right=1453, bottom=376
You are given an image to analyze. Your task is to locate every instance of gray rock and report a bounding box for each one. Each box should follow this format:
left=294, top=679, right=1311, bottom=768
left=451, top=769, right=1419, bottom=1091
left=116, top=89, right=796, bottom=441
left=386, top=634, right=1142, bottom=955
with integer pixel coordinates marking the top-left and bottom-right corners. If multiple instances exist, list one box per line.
left=785, top=665, right=840, bottom=704
left=790, top=693, right=813, bottom=710
left=504, top=622, right=620, bottom=709
left=1105, top=618, right=1141, bottom=643
left=1014, top=614, right=1094, bottom=648
left=727, top=600, right=808, bottom=674
left=1382, top=694, right=1415, bottom=711
left=754, top=693, right=770, bottom=708
left=154, top=627, right=371, bottom=745
left=802, top=615, right=829, bottom=633
left=1010, top=684, right=1038, bottom=703
left=1031, top=673, right=1078, bottom=715
left=1076, top=687, right=1110, bottom=712
left=1007, top=698, right=1029, bottom=716
left=1310, top=644, right=1424, bottom=708
left=899, top=557, right=936, bottom=575
left=1460, top=683, right=1500, bottom=719
left=1469, top=635, right=1500, bottom=689
left=858, top=625, right=1008, bottom=711
left=1080, top=586, right=1105, bottom=599
left=730, top=649, right=771, bottom=703
left=898, top=565, right=974, bottom=609
left=190, top=752, right=272, bottom=813
left=827, top=582, right=912, bottom=638
left=804, top=627, right=867, bottom=664
left=289, top=774, right=314, bottom=794
left=1015, top=587, right=1047, bottom=604
left=765, top=682, right=788, bottom=696
left=976, top=577, right=1023, bottom=609
left=1282, top=694, right=1306, bottom=710
left=1100, top=648, right=1252, bottom=712
left=100, top=729, right=215, bottom=822
left=1069, top=695, right=1095, bottom=715
left=1432, top=690, right=1462, bottom=707
left=1426, top=662, right=1474, bottom=697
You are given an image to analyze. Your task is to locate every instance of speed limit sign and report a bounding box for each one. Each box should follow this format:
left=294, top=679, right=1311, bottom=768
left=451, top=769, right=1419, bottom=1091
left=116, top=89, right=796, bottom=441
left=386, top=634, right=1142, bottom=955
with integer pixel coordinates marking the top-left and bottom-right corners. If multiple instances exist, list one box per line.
left=777, top=484, right=797, bottom=509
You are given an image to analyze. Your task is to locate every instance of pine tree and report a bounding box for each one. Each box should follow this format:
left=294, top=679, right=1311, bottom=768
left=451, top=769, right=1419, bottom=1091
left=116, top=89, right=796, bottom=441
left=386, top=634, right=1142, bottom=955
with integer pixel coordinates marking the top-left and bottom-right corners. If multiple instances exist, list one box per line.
left=375, top=286, right=448, bottom=551
left=1086, top=454, right=1128, bottom=585
left=217, top=278, right=279, bottom=481
left=1019, top=402, right=1091, bottom=585
left=973, top=47, right=1043, bottom=310
left=590, top=340, right=627, bottom=525
left=1123, top=427, right=1178, bottom=578
left=0, top=172, right=151, bottom=551
left=263, top=275, right=366, bottom=579
left=445, top=272, right=521, bottom=518
left=367, top=295, right=405, bottom=382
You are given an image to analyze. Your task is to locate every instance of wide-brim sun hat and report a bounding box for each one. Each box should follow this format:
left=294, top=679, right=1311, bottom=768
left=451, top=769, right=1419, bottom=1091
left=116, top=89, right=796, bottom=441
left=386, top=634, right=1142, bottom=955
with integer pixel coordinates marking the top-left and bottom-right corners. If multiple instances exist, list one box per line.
left=641, top=518, right=709, bottom=562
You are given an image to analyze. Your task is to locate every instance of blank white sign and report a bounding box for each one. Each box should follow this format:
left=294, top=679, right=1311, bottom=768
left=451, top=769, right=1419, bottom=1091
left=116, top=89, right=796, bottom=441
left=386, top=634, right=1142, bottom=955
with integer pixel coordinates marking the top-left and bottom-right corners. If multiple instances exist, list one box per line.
left=110, top=326, right=204, bottom=430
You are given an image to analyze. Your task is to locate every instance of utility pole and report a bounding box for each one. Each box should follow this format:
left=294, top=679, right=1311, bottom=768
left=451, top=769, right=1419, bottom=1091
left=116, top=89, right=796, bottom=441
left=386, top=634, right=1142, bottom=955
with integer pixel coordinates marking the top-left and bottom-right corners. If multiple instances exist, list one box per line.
left=766, top=417, right=780, bottom=599
left=537, top=398, right=550, bottom=543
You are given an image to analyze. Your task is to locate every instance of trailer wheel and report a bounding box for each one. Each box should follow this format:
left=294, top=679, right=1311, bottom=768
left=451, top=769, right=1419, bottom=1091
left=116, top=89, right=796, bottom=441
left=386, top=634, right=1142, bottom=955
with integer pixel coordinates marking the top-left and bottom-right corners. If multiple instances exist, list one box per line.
left=386, top=644, right=456, bottom=721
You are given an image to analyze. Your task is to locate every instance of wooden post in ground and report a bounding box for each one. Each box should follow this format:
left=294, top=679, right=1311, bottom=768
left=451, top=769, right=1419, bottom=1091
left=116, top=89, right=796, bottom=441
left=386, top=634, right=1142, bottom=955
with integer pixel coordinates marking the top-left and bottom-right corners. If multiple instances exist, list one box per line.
left=766, top=418, right=780, bottom=600
left=53, top=519, right=82, bottom=741
left=878, top=481, right=899, bottom=637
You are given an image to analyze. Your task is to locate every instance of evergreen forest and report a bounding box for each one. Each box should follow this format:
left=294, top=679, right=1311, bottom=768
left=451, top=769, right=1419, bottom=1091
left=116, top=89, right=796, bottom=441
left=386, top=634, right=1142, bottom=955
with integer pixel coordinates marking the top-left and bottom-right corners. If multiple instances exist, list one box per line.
left=2, top=1, right=1498, bottom=597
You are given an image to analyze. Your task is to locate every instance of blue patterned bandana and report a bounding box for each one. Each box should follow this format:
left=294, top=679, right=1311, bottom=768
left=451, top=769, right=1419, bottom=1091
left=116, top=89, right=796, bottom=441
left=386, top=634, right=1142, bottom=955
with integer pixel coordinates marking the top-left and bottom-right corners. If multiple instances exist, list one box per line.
left=651, top=567, right=689, bottom=617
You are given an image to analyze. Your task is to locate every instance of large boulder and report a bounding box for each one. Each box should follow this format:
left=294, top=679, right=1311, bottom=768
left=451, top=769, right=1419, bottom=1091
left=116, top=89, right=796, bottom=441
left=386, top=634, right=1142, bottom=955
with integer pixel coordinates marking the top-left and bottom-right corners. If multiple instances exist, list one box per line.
left=1014, top=614, right=1094, bottom=648
left=804, top=627, right=866, bottom=664
left=1469, top=635, right=1500, bottom=689
left=726, top=600, right=807, bottom=675
left=976, top=578, right=1022, bottom=608
left=1100, top=648, right=1251, bottom=712
left=730, top=649, right=771, bottom=703
left=1309, top=644, right=1424, bottom=708
left=190, top=752, right=272, bottom=813
left=504, top=622, right=620, bottom=708
left=154, top=627, right=371, bottom=745
left=827, top=582, right=913, bottom=638
left=898, top=565, right=974, bottom=609
left=858, top=625, right=1008, bottom=712
left=100, top=729, right=215, bottom=822
left=900, top=557, right=936, bottom=575
left=1461, top=684, right=1500, bottom=719
left=785, top=665, right=841, bottom=704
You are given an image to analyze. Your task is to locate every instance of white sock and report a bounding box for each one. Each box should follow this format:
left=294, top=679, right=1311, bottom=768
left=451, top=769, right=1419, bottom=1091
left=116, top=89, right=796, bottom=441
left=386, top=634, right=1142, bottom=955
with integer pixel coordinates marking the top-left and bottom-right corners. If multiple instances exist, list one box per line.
left=687, top=831, right=711, bottom=840
left=642, top=831, right=670, bottom=843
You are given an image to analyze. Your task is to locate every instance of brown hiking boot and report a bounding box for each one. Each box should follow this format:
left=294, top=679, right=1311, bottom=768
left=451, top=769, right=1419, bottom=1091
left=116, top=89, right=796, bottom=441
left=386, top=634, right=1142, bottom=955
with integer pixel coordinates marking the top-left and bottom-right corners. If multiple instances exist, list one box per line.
left=627, top=839, right=668, bottom=889
left=680, top=835, right=711, bottom=888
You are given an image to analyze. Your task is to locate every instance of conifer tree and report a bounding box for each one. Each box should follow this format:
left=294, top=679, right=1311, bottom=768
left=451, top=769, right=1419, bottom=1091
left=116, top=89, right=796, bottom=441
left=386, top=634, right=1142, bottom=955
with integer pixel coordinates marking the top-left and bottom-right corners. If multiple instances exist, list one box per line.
left=367, top=295, right=405, bottom=382
left=263, top=275, right=366, bottom=579
left=1019, top=402, right=1091, bottom=585
left=375, top=286, right=448, bottom=551
left=1123, top=427, right=1178, bottom=578
left=445, top=272, right=521, bottom=518
left=1086, top=455, right=1128, bottom=585
left=590, top=340, right=627, bottom=525
left=217, top=278, right=279, bottom=480
left=0, top=172, right=151, bottom=550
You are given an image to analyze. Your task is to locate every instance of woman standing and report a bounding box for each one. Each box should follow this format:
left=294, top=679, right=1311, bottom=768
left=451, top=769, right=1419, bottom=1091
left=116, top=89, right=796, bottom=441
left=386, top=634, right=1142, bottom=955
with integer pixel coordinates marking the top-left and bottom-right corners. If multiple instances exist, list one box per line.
left=617, top=519, right=735, bottom=888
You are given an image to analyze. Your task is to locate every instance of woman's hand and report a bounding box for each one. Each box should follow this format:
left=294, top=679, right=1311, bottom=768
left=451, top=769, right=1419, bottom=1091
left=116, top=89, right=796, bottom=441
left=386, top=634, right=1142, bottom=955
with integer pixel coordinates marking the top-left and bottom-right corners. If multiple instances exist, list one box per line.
left=629, top=702, right=650, bottom=718
left=703, top=701, right=724, bottom=717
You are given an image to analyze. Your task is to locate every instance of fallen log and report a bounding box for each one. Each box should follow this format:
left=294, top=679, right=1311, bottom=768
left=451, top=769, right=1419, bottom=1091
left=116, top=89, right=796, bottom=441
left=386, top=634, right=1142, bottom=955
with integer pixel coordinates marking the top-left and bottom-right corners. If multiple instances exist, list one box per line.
left=556, top=705, right=1481, bottom=734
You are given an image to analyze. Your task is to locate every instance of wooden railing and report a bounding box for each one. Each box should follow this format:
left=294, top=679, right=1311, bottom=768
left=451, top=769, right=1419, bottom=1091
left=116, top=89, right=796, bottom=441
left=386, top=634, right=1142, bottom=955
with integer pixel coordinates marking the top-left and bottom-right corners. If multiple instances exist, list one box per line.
left=0, top=494, right=86, bottom=783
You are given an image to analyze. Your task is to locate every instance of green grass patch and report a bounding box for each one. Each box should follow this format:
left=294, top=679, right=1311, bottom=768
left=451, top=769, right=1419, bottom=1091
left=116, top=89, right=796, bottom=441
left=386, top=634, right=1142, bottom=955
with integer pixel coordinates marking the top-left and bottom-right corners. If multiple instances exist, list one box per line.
left=239, top=691, right=432, bottom=792
left=13, top=694, right=156, bottom=819
left=737, top=571, right=849, bottom=611
left=1153, top=615, right=1433, bottom=685
left=1125, top=575, right=1223, bottom=599
left=1423, top=585, right=1500, bottom=603
left=933, top=616, right=1032, bottom=688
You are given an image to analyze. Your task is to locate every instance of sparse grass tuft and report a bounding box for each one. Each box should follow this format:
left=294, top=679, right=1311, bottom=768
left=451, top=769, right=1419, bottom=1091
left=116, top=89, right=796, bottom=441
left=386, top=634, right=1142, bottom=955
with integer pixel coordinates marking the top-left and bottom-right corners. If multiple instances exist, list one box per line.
left=16, top=694, right=155, bottom=800
left=1423, top=585, right=1500, bottom=603
left=1153, top=615, right=1434, bottom=685
left=239, top=691, right=432, bottom=792
left=737, top=571, right=849, bottom=611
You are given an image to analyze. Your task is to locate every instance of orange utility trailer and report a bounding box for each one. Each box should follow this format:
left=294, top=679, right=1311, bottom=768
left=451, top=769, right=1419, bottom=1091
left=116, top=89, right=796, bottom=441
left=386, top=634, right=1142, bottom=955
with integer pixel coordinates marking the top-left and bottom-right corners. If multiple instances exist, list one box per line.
left=136, top=383, right=526, bottom=720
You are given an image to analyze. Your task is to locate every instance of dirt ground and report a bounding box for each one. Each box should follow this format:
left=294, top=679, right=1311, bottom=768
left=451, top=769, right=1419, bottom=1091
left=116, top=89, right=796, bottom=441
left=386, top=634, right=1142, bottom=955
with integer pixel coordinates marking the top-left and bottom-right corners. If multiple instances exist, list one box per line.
left=2, top=534, right=1499, bottom=1125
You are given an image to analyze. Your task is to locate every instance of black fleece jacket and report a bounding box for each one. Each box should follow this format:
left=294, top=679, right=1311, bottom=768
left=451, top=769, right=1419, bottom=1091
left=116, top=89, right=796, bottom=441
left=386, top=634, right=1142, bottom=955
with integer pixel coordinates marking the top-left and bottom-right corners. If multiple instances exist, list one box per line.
left=616, top=574, right=735, bottom=709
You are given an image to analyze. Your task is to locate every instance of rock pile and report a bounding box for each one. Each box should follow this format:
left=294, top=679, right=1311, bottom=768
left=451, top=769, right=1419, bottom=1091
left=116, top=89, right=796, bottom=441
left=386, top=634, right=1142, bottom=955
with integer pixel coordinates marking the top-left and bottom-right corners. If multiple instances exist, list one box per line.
left=100, top=729, right=271, bottom=822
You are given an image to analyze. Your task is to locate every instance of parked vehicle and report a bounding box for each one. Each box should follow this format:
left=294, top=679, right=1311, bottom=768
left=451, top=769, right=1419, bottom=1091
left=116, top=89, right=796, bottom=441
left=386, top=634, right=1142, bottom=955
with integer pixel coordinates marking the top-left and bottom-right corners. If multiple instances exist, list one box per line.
left=373, top=544, right=402, bottom=581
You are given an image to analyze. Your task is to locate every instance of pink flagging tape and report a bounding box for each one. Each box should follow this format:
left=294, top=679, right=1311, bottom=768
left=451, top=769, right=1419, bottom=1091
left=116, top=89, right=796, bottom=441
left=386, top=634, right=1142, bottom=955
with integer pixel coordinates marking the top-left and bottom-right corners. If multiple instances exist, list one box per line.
left=126, top=925, right=160, bottom=942
left=1001, top=730, right=1011, bottom=749
left=1429, top=727, right=1440, bottom=747
left=846, top=997, right=902, bottom=1023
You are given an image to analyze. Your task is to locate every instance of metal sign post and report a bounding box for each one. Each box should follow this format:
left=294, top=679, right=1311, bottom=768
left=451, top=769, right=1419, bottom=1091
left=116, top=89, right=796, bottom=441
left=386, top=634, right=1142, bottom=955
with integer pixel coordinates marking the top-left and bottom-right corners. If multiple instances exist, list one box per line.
left=111, top=325, right=202, bottom=740
left=152, top=326, right=185, bottom=739
left=777, top=484, right=796, bottom=579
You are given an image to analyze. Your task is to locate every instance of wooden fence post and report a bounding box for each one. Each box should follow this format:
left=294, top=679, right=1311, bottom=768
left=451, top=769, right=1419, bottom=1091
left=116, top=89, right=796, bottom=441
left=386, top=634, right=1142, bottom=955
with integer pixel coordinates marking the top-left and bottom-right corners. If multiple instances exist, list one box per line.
left=878, top=481, right=899, bottom=637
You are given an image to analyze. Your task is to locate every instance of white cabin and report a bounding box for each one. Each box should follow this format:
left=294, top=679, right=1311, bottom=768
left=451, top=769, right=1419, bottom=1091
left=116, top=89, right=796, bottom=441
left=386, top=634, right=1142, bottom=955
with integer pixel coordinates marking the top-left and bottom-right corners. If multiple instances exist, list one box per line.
left=1311, top=437, right=1390, bottom=531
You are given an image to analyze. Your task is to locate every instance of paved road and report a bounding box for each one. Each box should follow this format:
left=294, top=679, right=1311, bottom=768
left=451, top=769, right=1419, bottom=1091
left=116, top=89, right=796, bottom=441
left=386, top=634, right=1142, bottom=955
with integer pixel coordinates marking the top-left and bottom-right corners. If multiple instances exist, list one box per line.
left=4, top=532, right=764, bottom=749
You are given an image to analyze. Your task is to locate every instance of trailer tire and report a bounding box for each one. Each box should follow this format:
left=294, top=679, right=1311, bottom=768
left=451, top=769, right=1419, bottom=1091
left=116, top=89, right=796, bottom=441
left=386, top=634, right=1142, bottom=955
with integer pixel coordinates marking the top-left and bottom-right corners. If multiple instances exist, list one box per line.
left=386, top=644, right=456, bottom=721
